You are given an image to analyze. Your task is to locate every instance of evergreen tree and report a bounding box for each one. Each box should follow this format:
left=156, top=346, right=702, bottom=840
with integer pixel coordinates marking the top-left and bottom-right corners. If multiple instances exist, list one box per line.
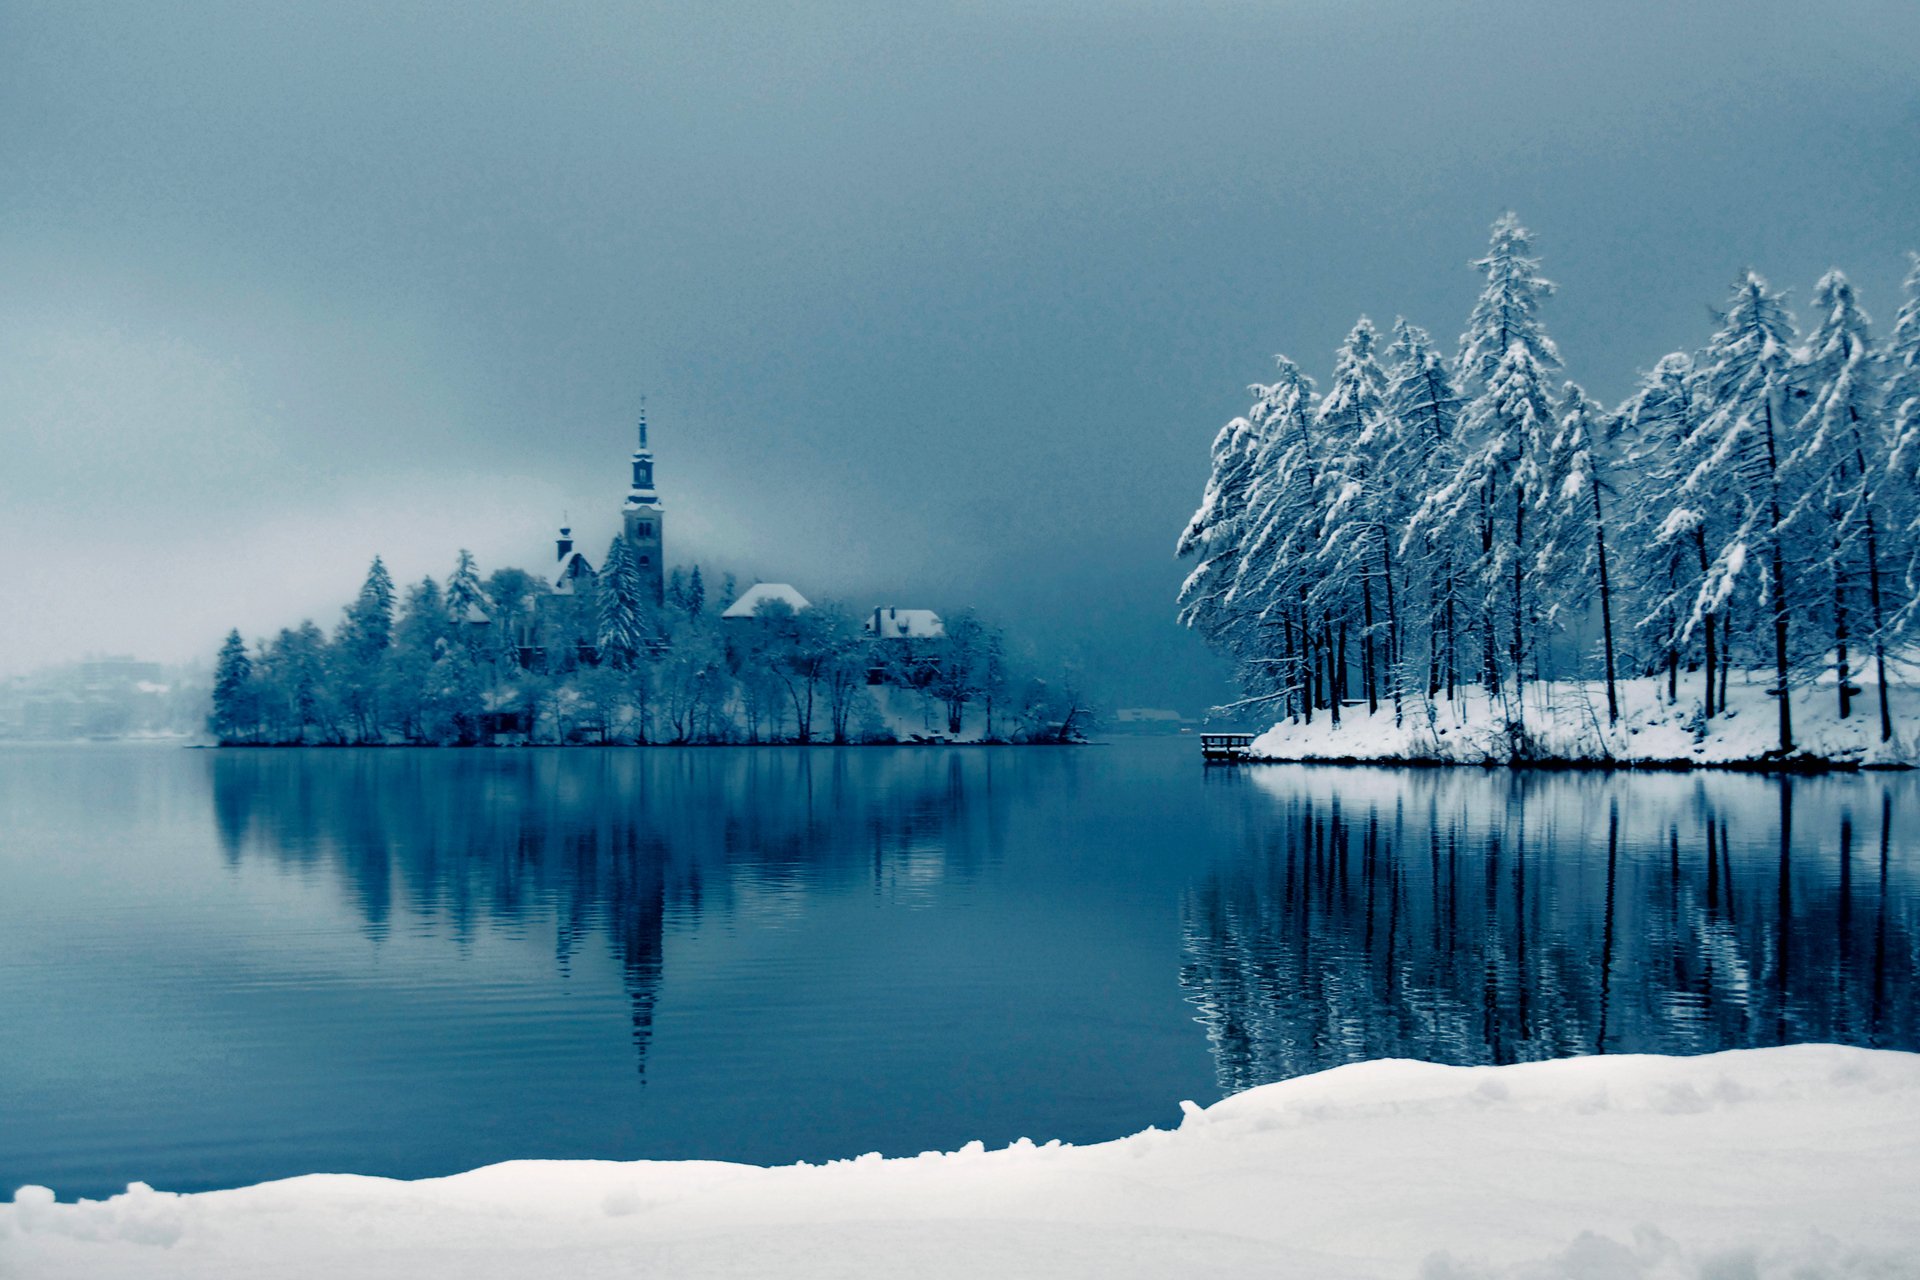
left=1385, top=319, right=1465, bottom=701
left=210, top=629, right=255, bottom=743
left=342, top=556, right=396, bottom=659
left=1619, top=353, right=1720, bottom=712
left=596, top=536, right=646, bottom=669
left=1456, top=212, right=1561, bottom=397
left=1541, top=384, right=1621, bottom=722
left=1417, top=214, right=1563, bottom=719
left=445, top=549, right=487, bottom=622
left=687, top=565, right=707, bottom=617
left=1315, top=318, right=1400, bottom=720
left=1884, top=257, right=1920, bottom=643
left=1689, top=271, right=1802, bottom=755
left=1792, top=270, right=1890, bottom=731
left=1220, top=361, right=1324, bottom=720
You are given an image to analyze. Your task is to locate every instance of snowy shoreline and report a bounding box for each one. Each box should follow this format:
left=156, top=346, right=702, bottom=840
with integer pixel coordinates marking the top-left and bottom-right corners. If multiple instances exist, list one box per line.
left=6, top=1045, right=1917, bottom=1279
left=1244, top=670, right=1920, bottom=772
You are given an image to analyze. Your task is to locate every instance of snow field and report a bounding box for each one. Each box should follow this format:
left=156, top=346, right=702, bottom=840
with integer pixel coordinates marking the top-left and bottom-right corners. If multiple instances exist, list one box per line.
left=5, top=1045, right=1917, bottom=1279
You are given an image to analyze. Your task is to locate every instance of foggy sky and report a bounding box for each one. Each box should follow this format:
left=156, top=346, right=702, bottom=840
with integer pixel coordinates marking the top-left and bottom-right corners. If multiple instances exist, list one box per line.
left=4, top=0, right=1917, bottom=708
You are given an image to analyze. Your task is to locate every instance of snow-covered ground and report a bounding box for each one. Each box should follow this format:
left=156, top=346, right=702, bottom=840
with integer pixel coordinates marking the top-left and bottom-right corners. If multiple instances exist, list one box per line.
left=1249, top=668, right=1920, bottom=767
left=6, top=1045, right=1917, bottom=1279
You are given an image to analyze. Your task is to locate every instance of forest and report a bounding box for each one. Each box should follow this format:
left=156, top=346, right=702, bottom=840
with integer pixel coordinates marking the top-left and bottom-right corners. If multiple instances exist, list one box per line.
left=207, top=555, right=1087, bottom=746
left=1178, top=216, right=1920, bottom=760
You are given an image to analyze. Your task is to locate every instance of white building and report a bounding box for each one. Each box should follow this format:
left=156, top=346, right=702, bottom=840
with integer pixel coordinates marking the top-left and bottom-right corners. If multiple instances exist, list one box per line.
left=722, top=583, right=812, bottom=621
left=864, top=607, right=944, bottom=640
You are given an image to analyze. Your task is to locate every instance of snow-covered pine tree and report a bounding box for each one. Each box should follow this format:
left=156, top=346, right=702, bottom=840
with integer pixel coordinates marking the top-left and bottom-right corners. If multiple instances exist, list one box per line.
left=1180, top=362, right=1320, bottom=718
left=210, top=629, right=254, bottom=743
left=1385, top=319, right=1465, bottom=703
left=336, top=556, right=397, bottom=742
left=1224, top=361, right=1324, bottom=721
left=1885, top=256, right=1920, bottom=647
left=1791, top=270, right=1892, bottom=732
left=1314, top=318, right=1401, bottom=720
left=343, top=556, right=395, bottom=657
left=687, top=565, right=707, bottom=617
left=445, top=550, right=488, bottom=624
left=1540, top=384, right=1621, bottom=722
left=1305, top=318, right=1397, bottom=717
left=1178, top=391, right=1269, bottom=650
left=1618, top=354, right=1720, bottom=712
left=1420, top=339, right=1560, bottom=718
left=1457, top=213, right=1561, bottom=397
left=1689, top=271, right=1803, bottom=755
left=1419, top=214, right=1563, bottom=716
left=596, top=535, right=646, bottom=669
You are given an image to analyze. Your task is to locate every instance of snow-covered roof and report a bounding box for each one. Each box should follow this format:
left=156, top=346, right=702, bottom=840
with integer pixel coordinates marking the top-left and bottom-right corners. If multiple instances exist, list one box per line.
left=552, top=551, right=594, bottom=593
left=722, top=583, right=812, bottom=619
left=864, top=607, right=945, bottom=639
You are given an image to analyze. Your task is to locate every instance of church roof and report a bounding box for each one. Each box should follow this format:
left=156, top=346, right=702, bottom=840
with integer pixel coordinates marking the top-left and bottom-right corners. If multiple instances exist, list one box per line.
left=552, top=550, right=594, bottom=593
left=722, top=583, right=811, bottom=619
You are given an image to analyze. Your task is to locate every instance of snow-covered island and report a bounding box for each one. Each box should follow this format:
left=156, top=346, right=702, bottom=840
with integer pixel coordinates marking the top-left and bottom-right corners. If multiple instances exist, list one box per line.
left=1179, top=218, right=1920, bottom=771
left=7, top=1045, right=1916, bottom=1279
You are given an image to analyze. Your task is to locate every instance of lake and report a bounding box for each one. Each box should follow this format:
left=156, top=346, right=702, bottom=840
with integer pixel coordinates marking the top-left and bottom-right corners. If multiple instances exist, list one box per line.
left=2, top=740, right=1915, bottom=1200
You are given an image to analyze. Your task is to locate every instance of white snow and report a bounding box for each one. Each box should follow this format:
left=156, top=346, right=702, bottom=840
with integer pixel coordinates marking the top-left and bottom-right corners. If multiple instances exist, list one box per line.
left=1249, top=668, right=1920, bottom=767
left=720, top=582, right=812, bottom=619
left=6, top=1045, right=1917, bottom=1279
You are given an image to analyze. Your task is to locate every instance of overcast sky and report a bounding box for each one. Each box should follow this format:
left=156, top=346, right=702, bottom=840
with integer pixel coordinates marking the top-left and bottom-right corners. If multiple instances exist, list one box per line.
left=3, top=0, right=1917, bottom=708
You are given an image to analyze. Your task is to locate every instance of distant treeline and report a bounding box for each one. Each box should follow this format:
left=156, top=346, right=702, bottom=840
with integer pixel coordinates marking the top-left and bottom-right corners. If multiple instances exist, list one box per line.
left=209, top=551, right=1088, bottom=746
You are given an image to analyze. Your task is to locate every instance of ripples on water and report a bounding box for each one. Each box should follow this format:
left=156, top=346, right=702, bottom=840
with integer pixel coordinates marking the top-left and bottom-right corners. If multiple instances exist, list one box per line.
left=0, top=741, right=1913, bottom=1199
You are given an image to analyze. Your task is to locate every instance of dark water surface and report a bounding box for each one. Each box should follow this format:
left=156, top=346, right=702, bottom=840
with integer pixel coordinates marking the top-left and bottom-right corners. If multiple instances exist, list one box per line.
left=2, top=740, right=1915, bottom=1199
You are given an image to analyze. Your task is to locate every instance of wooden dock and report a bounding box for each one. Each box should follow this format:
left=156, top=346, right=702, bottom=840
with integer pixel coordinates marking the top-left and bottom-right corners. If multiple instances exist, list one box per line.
left=1200, top=733, right=1257, bottom=764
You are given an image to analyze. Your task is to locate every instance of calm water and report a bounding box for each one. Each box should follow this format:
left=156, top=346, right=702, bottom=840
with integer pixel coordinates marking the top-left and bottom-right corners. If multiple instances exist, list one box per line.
left=2, top=740, right=1915, bottom=1199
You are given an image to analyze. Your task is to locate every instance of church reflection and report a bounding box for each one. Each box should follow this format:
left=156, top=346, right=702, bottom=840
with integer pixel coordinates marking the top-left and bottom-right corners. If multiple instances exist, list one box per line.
left=1181, top=771, right=1920, bottom=1093
left=208, top=747, right=1006, bottom=1074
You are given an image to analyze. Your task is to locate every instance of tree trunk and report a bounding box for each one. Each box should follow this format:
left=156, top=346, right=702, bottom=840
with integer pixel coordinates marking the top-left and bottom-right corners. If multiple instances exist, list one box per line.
left=1694, top=527, right=1716, bottom=719
left=1761, top=397, right=1793, bottom=756
left=1379, top=527, right=1404, bottom=727
left=1361, top=573, right=1379, bottom=717
left=1325, top=616, right=1341, bottom=728
left=1853, top=430, right=1893, bottom=742
left=1511, top=487, right=1527, bottom=701
left=1590, top=472, right=1619, bottom=725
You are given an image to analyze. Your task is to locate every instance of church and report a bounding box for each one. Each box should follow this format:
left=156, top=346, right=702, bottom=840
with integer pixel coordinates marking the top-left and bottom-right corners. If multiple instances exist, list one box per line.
left=549, top=406, right=666, bottom=605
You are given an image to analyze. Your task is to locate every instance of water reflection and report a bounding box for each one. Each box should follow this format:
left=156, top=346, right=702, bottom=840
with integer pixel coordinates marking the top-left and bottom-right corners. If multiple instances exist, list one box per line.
left=209, top=748, right=1009, bottom=1074
left=1181, top=770, right=1919, bottom=1092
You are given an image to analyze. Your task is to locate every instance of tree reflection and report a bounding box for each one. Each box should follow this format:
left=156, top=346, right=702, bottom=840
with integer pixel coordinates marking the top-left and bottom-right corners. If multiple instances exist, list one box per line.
left=208, top=748, right=1008, bottom=1074
left=1182, top=770, right=1920, bottom=1093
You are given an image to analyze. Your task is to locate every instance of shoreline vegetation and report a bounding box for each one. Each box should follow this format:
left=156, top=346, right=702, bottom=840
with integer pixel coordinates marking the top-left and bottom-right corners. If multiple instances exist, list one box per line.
left=208, top=557, right=1091, bottom=749
left=1178, top=216, right=1920, bottom=772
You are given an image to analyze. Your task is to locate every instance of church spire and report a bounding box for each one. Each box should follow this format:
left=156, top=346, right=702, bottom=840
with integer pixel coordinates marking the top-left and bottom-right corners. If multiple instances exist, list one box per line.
left=622, top=399, right=666, bottom=606
left=627, top=397, right=658, bottom=505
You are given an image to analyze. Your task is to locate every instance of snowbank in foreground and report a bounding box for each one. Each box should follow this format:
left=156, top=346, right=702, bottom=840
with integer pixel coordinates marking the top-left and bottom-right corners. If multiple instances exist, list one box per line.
left=5, top=1046, right=1918, bottom=1280
left=1249, top=670, right=1920, bottom=767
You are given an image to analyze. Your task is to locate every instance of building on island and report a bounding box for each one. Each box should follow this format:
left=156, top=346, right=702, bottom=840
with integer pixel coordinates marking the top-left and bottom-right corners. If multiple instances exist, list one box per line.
left=540, top=407, right=667, bottom=598
left=863, top=607, right=944, bottom=640
left=722, top=583, right=812, bottom=621
left=622, top=404, right=665, bottom=606
left=551, top=527, right=594, bottom=593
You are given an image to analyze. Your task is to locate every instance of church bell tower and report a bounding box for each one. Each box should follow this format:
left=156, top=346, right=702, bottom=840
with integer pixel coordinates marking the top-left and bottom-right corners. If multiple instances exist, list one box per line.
left=622, top=402, right=666, bottom=605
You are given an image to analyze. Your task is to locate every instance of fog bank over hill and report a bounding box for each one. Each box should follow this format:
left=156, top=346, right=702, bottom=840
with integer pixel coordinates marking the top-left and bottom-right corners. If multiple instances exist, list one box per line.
left=3, top=1, right=1917, bottom=708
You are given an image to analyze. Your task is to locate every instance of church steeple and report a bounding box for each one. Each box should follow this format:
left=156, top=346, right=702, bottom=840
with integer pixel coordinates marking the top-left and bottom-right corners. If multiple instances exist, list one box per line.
left=621, top=399, right=666, bottom=605
left=627, top=400, right=658, bottom=502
